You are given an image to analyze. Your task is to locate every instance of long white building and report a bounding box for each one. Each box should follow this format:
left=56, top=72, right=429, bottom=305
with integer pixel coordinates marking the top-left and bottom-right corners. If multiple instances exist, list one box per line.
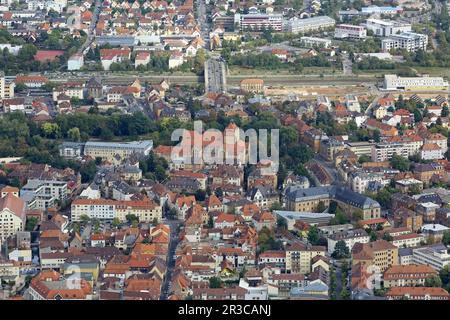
left=383, top=74, right=449, bottom=91
left=381, top=32, right=428, bottom=52
left=285, top=16, right=336, bottom=34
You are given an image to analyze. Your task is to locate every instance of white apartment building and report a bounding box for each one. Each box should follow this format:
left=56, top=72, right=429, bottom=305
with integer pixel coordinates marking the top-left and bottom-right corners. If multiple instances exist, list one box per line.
left=286, top=16, right=336, bottom=34
left=71, top=198, right=162, bottom=223
left=391, top=233, right=424, bottom=248
left=412, top=244, right=450, bottom=271
left=383, top=74, right=449, bottom=91
left=349, top=171, right=389, bottom=194
left=334, top=24, right=367, bottom=39
left=0, top=72, right=15, bottom=99
left=365, top=18, right=411, bottom=37
left=0, top=189, right=26, bottom=245
left=371, top=142, right=409, bottom=161
left=327, top=228, right=370, bottom=254
left=381, top=32, right=428, bottom=52
left=20, top=179, right=68, bottom=210
left=299, top=36, right=332, bottom=48
left=421, top=143, right=444, bottom=160
left=235, top=13, right=283, bottom=31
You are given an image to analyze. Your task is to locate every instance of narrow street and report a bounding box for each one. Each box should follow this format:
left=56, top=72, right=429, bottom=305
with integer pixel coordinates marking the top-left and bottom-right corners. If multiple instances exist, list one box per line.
left=160, top=219, right=182, bottom=300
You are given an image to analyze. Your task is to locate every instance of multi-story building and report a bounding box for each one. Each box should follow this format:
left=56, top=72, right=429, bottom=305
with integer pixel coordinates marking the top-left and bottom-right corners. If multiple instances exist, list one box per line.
left=352, top=240, right=399, bottom=272
left=371, top=142, right=409, bottom=162
left=381, top=32, right=427, bottom=52
left=349, top=171, right=389, bottom=194
left=71, top=198, right=162, bottom=223
left=386, top=287, right=450, bottom=300
left=383, top=264, right=437, bottom=288
left=0, top=72, right=15, bottom=99
left=327, top=228, right=370, bottom=254
left=391, top=233, right=424, bottom=248
left=0, top=187, right=26, bottom=245
left=20, top=179, right=68, bottom=210
left=334, top=24, right=367, bottom=39
left=240, top=79, right=265, bottom=93
left=299, top=37, right=332, bottom=48
left=285, top=16, right=336, bottom=34
left=412, top=244, right=450, bottom=271
left=364, top=18, right=411, bottom=37
left=384, top=74, right=449, bottom=91
left=28, top=270, right=93, bottom=300
left=235, top=13, right=283, bottom=31
left=285, top=242, right=326, bottom=274
left=84, top=140, right=153, bottom=162
left=345, top=142, right=375, bottom=158
left=284, top=186, right=381, bottom=220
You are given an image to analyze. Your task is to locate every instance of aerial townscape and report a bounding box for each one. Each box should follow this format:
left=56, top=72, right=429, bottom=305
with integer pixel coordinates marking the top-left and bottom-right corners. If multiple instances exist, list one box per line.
left=1, top=0, right=450, bottom=304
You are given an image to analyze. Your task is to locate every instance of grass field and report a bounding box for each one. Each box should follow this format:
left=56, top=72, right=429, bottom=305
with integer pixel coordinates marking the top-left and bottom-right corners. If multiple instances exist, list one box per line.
left=413, top=67, right=450, bottom=78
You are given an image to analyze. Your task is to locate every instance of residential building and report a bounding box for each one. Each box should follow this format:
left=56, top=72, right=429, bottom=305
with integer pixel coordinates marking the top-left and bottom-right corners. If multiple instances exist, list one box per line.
left=327, top=228, right=370, bottom=254
left=285, top=242, right=326, bottom=274
left=352, top=240, right=399, bottom=272
left=0, top=187, right=26, bottom=245
left=381, top=32, right=427, bottom=52
left=386, top=287, right=450, bottom=300
left=71, top=198, right=162, bottom=223
left=20, top=179, right=68, bottom=210
left=299, top=37, right=332, bottom=48
left=412, top=244, right=450, bottom=270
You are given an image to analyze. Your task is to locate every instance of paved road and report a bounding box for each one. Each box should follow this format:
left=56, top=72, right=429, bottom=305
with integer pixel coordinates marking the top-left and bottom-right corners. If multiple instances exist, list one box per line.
left=204, top=58, right=227, bottom=93
left=160, top=219, right=182, bottom=300
left=341, top=53, right=354, bottom=76
left=79, top=0, right=102, bottom=55
left=196, top=0, right=210, bottom=51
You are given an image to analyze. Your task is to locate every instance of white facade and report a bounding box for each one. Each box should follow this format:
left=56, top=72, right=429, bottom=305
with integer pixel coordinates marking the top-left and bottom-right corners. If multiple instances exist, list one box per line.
left=334, top=24, right=367, bottom=39
left=286, top=16, right=336, bottom=34
left=381, top=32, right=428, bottom=52
left=365, top=18, right=411, bottom=37
left=421, top=147, right=444, bottom=160
left=383, top=74, right=449, bottom=91
left=371, top=143, right=409, bottom=162
left=299, top=37, right=332, bottom=48
left=327, top=229, right=370, bottom=254
left=412, top=245, right=450, bottom=271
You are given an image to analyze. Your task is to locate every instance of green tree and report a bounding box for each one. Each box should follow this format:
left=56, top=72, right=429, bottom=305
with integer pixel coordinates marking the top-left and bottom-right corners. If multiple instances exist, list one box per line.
left=425, top=275, right=443, bottom=287
left=25, top=217, right=39, bottom=231
left=390, top=154, right=410, bottom=172
left=209, top=276, right=223, bottom=288
left=68, top=127, right=81, bottom=142
left=307, top=225, right=320, bottom=245
left=443, top=230, right=450, bottom=246
left=331, top=240, right=350, bottom=259
left=112, top=217, right=121, bottom=228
